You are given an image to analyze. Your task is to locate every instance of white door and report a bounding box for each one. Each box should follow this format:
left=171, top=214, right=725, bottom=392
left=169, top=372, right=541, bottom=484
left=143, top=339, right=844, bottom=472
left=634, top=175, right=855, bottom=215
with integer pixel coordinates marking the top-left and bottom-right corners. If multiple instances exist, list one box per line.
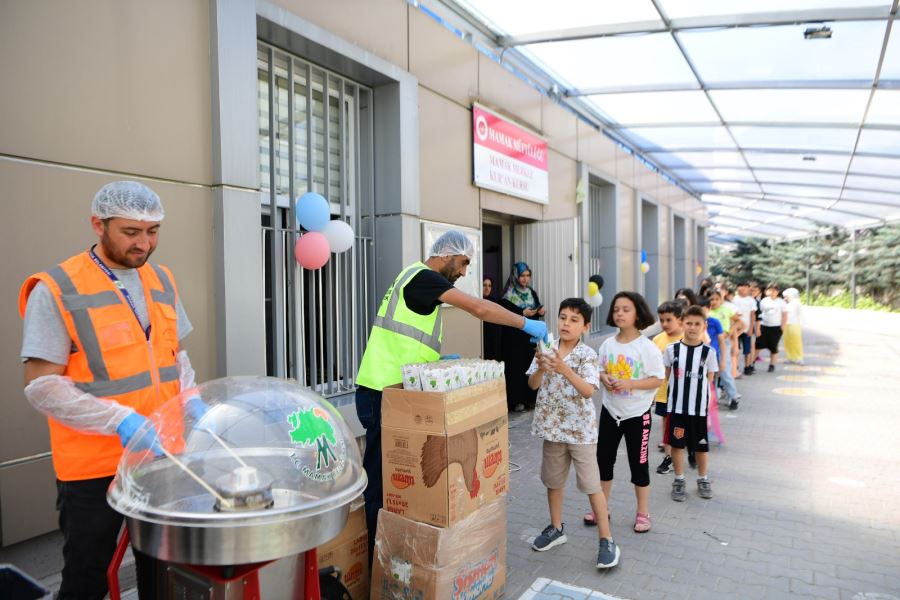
left=514, top=218, right=579, bottom=339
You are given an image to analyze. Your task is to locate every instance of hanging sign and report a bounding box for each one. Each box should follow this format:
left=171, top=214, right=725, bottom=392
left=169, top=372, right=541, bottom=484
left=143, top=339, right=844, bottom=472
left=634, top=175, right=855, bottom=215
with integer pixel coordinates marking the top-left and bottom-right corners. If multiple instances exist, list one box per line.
left=472, top=103, right=549, bottom=204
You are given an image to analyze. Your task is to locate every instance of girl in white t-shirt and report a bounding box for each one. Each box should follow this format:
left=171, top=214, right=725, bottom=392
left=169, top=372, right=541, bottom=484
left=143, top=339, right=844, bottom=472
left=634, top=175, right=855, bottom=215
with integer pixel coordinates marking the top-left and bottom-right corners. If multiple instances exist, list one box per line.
left=753, top=283, right=787, bottom=372
left=782, top=287, right=804, bottom=364
left=592, top=291, right=665, bottom=533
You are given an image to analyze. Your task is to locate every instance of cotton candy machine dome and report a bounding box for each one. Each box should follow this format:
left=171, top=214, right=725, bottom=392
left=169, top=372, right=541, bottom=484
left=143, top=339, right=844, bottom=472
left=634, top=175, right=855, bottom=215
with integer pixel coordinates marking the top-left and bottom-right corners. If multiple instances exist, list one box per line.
left=107, top=376, right=366, bottom=565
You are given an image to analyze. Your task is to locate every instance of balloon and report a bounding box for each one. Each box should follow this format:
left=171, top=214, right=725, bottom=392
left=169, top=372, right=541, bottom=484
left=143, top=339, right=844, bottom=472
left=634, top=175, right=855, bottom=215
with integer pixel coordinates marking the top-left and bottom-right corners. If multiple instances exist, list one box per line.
left=641, top=262, right=650, bottom=274
left=294, top=232, right=330, bottom=269
left=640, top=249, right=647, bottom=263
left=588, top=292, right=604, bottom=307
left=588, top=281, right=599, bottom=297
left=295, top=192, right=330, bottom=232
left=322, top=219, right=354, bottom=253
left=589, top=274, right=604, bottom=290
left=696, top=263, right=703, bottom=276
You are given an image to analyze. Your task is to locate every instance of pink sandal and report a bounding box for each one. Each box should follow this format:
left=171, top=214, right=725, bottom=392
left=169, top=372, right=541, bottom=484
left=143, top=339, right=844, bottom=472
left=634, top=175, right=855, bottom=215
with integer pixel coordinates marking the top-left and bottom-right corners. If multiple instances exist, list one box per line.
left=583, top=511, right=597, bottom=525
left=633, top=512, right=651, bottom=533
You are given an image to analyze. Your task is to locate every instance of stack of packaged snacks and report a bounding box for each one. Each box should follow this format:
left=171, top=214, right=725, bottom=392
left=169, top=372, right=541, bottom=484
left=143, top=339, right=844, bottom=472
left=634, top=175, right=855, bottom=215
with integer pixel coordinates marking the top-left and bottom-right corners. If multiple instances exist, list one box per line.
left=401, top=359, right=505, bottom=391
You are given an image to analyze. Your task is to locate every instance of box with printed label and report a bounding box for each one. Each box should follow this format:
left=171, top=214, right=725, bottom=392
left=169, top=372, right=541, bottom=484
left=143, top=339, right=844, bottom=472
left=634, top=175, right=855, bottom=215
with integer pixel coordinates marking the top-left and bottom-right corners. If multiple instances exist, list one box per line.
left=370, top=499, right=506, bottom=600
left=381, top=378, right=509, bottom=528
left=317, top=505, right=369, bottom=599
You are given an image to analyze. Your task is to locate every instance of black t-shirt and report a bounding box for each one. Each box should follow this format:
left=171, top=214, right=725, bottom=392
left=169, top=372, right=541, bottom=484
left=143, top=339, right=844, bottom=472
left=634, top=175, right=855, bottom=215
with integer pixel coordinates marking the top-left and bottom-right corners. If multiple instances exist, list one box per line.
left=402, top=269, right=454, bottom=315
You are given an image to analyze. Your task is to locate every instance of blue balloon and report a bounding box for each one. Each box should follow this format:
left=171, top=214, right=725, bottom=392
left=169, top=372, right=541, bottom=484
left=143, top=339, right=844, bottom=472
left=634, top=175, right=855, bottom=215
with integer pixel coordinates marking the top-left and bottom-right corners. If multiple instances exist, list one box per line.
left=295, top=192, right=330, bottom=232
left=640, top=249, right=647, bottom=263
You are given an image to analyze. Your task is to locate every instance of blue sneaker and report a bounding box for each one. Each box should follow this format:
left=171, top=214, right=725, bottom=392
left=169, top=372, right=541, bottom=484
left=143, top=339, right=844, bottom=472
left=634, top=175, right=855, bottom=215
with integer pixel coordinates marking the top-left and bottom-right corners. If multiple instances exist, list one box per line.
left=597, top=538, right=620, bottom=569
left=532, top=524, right=567, bottom=551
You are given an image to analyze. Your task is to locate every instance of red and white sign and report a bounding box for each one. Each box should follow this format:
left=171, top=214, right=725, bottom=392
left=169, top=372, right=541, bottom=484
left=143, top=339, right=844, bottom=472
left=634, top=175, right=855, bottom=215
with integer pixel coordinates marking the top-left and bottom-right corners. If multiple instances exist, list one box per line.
left=472, top=104, right=549, bottom=204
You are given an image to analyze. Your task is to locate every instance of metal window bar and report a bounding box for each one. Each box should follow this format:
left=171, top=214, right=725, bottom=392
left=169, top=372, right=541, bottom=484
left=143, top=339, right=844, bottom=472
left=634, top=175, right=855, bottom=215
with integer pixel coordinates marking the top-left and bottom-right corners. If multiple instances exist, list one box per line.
left=258, top=42, right=374, bottom=397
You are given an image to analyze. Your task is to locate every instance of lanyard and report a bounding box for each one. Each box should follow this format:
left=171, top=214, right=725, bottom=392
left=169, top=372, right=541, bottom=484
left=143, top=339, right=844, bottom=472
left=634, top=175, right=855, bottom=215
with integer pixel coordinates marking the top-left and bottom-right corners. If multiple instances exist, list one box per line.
left=89, top=246, right=151, bottom=341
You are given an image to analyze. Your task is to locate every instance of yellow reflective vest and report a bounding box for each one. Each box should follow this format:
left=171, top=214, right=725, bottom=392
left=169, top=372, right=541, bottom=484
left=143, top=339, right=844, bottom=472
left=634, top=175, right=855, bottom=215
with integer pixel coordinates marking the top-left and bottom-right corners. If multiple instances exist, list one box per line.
left=356, top=262, right=443, bottom=391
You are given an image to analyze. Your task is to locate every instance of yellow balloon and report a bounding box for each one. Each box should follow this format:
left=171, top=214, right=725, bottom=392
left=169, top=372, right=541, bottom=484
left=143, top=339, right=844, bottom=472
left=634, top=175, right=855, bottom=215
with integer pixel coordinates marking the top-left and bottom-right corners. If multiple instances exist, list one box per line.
left=641, top=262, right=650, bottom=274
left=588, top=281, right=599, bottom=297
left=696, top=264, right=703, bottom=276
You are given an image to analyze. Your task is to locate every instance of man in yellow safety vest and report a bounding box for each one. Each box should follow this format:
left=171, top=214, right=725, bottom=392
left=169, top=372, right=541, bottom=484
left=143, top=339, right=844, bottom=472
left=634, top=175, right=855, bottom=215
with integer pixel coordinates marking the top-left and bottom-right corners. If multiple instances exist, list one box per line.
left=355, top=229, right=547, bottom=561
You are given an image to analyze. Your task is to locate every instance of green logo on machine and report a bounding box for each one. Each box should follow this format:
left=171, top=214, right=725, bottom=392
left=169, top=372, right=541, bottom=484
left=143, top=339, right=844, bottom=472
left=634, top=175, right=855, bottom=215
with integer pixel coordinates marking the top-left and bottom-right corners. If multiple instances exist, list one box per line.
left=287, top=407, right=346, bottom=481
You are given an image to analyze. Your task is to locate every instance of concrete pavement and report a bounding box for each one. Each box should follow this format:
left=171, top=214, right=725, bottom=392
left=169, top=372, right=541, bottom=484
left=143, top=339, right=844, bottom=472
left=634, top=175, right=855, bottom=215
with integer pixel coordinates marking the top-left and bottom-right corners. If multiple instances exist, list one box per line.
left=504, top=306, right=900, bottom=599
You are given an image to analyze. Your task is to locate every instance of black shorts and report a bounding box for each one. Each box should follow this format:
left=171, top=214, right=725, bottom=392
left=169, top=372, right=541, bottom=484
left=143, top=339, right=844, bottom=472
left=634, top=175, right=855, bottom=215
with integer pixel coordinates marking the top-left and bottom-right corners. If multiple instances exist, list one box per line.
left=739, top=332, right=752, bottom=355
left=667, top=413, right=709, bottom=453
left=654, top=400, right=667, bottom=417
left=756, top=325, right=782, bottom=353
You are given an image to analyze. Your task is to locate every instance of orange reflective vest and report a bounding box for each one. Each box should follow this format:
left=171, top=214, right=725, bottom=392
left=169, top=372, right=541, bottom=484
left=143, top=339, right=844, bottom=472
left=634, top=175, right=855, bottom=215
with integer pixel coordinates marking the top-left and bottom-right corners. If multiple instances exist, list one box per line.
left=19, top=251, right=182, bottom=481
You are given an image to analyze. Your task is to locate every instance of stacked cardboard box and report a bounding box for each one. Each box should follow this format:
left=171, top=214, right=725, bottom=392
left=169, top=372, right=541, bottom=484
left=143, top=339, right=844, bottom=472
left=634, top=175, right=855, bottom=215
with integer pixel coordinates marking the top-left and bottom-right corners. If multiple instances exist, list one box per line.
left=318, top=505, right=369, bottom=599
left=373, top=377, right=509, bottom=599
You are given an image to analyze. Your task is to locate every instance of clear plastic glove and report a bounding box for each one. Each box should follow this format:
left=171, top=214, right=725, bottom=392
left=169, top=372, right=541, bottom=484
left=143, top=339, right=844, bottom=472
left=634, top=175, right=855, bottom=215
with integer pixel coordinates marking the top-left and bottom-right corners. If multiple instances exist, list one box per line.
left=440, top=354, right=461, bottom=360
left=116, top=413, right=162, bottom=455
left=521, top=318, right=549, bottom=343
left=176, top=350, right=196, bottom=391
left=24, top=374, right=134, bottom=435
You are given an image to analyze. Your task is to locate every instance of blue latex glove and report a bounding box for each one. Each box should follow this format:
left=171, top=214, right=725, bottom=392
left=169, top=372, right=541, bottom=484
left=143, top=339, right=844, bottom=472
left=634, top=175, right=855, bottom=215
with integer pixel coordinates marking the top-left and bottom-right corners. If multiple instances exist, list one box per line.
left=440, top=354, right=461, bottom=360
left=116, top=413, right=162, bottom=455
left=521, top=318, right=549, bottom=344
left=186, top=394, right=217, bottom=434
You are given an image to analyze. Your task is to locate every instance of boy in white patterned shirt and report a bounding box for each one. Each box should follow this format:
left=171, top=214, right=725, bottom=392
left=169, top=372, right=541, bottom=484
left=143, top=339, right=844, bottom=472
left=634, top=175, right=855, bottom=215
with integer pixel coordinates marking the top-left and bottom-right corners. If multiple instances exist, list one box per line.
left=526, top=298, right=619, bottom=569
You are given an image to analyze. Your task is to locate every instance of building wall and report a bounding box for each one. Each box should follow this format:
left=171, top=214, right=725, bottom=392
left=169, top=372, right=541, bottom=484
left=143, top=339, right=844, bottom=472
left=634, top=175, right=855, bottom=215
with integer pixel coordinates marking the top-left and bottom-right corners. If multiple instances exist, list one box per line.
left=0, top=0, right=216, bottom=545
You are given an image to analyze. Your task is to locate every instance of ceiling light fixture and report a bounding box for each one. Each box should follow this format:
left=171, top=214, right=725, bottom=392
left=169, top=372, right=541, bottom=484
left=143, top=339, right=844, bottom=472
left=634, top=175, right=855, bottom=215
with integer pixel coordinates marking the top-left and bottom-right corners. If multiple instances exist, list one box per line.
left=804, top=26, right=833, bottom=40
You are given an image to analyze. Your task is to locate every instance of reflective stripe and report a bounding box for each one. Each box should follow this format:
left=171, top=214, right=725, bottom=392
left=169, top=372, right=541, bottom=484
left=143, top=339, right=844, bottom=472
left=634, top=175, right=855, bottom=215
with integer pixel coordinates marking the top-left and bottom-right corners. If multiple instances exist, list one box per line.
left=74, top=371, right=152, bottom=396
left=47, top=266, right=110, bottom=381
left=158, top=365, right=179, bottom=384
left=151, top=290, right=175, bottom=306
left=151, top=264, right=173, bottom=292
left=373, top=312, right=442, bottom=353
left=150, top=264, right=176, bottom=307
left=375, top=265, right=443, bottom=351
left=60, top=291, right=121, bottom=311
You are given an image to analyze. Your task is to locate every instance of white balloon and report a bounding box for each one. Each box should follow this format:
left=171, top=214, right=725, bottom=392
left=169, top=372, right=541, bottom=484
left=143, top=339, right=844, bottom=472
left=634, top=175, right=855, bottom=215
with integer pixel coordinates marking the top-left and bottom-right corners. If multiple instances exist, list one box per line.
left=321, top=219, right=355, bottom=253
left=588, top=292, right=603, bottom=307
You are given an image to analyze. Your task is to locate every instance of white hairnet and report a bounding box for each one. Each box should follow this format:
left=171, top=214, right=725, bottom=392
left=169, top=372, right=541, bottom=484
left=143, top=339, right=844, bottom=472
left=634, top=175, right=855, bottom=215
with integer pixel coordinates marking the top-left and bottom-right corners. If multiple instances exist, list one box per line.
left=92, top=181, right=165, bottom=221
left=783, top=287, right=800, bottom=299
left=429, top=230, right=474, bottom=259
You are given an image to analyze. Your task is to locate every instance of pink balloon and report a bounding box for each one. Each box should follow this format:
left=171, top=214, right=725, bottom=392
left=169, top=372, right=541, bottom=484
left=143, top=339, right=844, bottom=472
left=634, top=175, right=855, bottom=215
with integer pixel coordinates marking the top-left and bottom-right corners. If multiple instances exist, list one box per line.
left=294, top=232, right=330, bottom=269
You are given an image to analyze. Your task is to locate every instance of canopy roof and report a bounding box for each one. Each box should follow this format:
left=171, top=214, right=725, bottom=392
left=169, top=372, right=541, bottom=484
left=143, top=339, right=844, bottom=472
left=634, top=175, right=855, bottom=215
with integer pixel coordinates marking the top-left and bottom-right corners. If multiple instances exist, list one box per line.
left=432, top=0, right=900, bottom=242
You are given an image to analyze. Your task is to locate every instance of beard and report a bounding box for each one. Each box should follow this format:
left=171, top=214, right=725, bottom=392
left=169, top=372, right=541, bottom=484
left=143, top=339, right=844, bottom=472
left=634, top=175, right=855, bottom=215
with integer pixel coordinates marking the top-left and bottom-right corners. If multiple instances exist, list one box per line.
left=100, top=235, right=153, bottom=269
left=440, top=264, right=460, bottom=284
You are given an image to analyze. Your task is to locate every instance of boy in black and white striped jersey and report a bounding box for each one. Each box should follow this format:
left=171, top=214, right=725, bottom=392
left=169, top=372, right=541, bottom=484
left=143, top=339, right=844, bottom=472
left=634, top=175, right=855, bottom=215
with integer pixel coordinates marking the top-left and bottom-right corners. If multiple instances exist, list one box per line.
left=663, top=305, right=720, bottom=501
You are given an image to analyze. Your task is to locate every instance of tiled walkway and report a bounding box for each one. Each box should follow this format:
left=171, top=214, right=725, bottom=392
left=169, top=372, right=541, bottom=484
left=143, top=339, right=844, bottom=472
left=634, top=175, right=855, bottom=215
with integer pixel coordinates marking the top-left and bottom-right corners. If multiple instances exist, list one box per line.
left=504, top=306, right=900, bottom=599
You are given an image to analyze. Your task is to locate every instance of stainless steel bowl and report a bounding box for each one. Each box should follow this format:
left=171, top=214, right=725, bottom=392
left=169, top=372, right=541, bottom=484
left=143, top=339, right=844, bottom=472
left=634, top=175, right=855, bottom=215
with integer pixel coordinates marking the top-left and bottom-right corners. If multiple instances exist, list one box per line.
left=107, top=377, right=367, bottom=565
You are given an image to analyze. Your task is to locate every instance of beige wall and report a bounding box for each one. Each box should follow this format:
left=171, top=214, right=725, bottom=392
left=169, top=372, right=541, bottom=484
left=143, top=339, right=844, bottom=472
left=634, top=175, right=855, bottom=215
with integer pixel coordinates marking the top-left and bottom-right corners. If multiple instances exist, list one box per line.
left=0, top=0, right=213, bottom=185
left=1, top=0, right=216, bottom=544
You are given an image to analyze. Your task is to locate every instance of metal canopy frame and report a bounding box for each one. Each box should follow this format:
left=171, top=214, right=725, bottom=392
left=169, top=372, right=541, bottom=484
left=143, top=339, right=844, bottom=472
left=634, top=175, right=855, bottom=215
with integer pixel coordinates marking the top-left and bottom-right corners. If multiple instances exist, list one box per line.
left=425, top=0, right=900, bottom=242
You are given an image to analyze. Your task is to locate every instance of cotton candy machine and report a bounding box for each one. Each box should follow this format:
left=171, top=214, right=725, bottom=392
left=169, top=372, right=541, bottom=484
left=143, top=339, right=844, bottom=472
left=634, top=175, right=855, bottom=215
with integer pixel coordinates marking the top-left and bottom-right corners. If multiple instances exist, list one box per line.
left=106, top=376, right=366, bottom=598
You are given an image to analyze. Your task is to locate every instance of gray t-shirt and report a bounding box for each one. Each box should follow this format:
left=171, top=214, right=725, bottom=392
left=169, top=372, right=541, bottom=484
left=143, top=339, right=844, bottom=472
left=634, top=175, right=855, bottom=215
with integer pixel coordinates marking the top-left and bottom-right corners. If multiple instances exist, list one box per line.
left=21, top=268, right=192, bottom=365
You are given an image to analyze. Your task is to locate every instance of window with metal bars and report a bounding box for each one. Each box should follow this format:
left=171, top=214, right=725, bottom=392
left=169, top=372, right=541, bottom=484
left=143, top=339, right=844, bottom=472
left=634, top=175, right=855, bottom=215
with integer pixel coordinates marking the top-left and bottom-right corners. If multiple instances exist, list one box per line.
left=257, top=41, right=375, bottom=397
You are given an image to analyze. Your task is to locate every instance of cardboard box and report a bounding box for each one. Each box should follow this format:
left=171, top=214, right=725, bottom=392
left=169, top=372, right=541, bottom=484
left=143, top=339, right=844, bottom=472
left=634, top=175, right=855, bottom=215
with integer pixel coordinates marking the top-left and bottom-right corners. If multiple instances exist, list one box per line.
left=381, top=378, right=509, bottom=528
left=371, top=500, right=507, bottom=600
left=317, top=506, right=369, bottom=600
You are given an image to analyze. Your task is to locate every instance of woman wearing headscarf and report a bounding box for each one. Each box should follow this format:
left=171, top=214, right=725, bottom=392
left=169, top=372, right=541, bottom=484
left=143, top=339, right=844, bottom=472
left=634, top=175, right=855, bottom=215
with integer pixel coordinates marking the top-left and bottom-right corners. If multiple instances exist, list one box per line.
left=482, top=276, right=503, bottom=361
left=499, top=262, right=545, bottom=411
